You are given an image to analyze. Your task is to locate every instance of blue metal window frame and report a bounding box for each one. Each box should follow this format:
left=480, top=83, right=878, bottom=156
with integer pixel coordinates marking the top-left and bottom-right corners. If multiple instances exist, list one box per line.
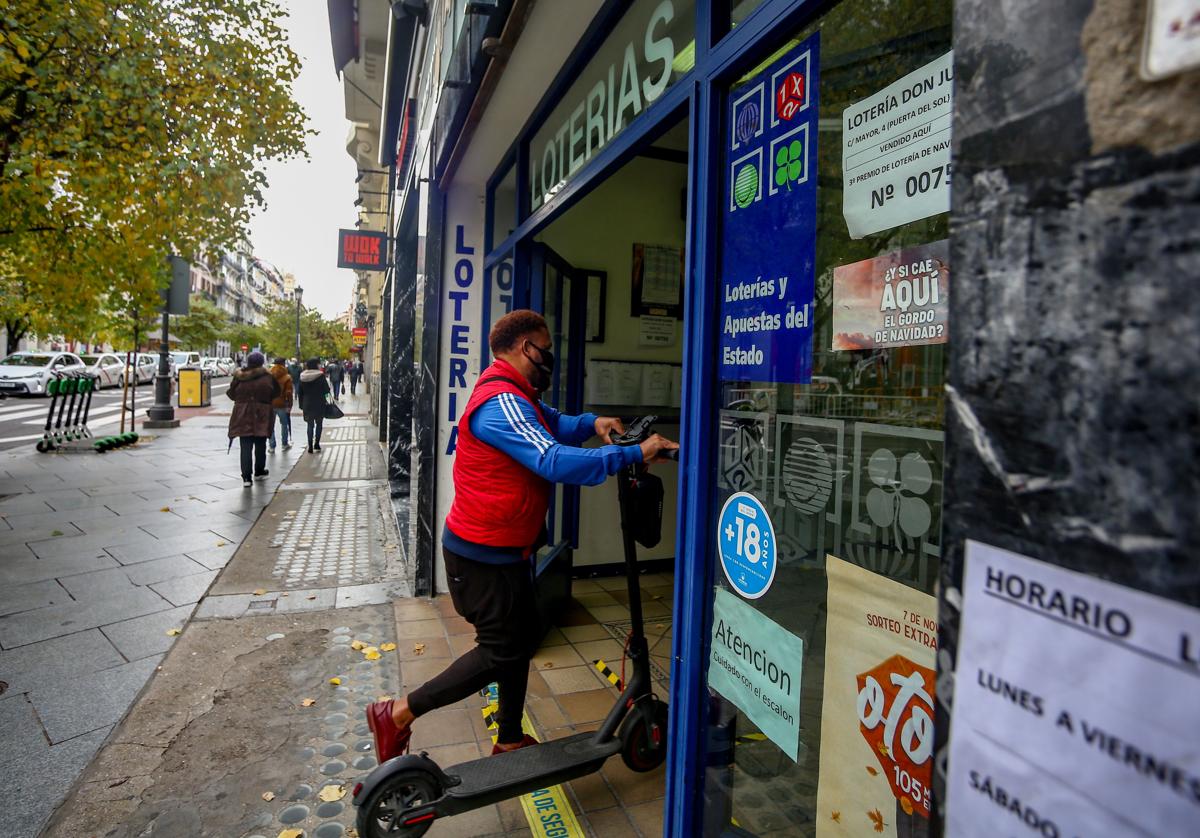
left=473, top=0, right=827, bottom=834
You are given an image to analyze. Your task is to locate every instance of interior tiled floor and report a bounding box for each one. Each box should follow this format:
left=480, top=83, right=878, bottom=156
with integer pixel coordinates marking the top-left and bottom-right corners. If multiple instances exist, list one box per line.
left=396, top=571, right=675, bottom=837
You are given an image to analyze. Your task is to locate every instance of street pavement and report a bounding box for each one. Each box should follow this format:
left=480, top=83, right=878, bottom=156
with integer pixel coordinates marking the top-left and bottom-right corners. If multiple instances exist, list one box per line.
left=0, top=387, right=382, bottom=837
left=0, top=376, right=232, bottom=451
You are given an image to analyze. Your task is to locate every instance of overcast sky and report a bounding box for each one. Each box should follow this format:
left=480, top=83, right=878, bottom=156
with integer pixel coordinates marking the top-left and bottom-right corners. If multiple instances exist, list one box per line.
left=248, top=0, right=359, bottom=319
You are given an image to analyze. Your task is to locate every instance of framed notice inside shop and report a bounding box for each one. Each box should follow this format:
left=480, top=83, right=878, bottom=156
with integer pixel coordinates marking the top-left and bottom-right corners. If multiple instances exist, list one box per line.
left=631, top=243, right=682, bottom=318
left=584, top=270, right=607, bottom=342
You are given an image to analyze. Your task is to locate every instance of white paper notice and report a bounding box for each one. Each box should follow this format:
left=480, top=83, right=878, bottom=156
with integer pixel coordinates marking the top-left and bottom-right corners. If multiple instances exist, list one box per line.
left=1141, top=0, right=1200, bottom=81
left=638, top=314, right=676, bottom=347
left=842, top=51, right=953, bottom=239
left=946, top=541, right=1200, bottom=838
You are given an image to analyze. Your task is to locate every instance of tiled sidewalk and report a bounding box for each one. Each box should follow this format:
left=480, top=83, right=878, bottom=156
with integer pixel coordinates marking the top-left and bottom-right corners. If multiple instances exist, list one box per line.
left=392, top=572, right=675, bottom=837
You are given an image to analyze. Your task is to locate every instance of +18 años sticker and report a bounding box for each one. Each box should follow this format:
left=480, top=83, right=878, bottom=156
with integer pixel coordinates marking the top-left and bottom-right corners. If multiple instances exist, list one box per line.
left=718, top=491, right=777, bottom=599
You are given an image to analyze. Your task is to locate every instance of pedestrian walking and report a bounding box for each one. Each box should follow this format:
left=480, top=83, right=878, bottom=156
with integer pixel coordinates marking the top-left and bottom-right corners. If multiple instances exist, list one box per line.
left=287, top=357, right=301, bottom=391
left=227, top=351, right=280, bottom=488
left=326, top=358, right=345, bottom=400
left=349, top=358, right=364, bottom=395
left=268, top=357, right=294, bottom=452
left=298, top=358, right=331, bottom=453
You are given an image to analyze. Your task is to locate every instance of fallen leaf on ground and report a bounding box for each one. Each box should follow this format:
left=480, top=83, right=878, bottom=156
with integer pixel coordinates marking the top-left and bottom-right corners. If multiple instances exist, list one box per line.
left=277, top=830, right=303, bottom=838
left=318, top=784, right=346, bottom=802
left=868, top=808, right=885, bottom=832
left=217, top=541, right=226, bottom=547
left=542, top=662, right=554, bottom=668
left=165, top=628, right=181, bottom=636
left=379, top=642, right=397, bottom=652
left=830, top=811, right=841, bottom=823
left=876, top=742, right=889, bottom=757
left=329, top=677, right=342, bottom=686
left=307, top=595, right=317, bottom=600
left=301, top=698, right=316, bottom=707
left=346, top=829, right=358, bottom=838
left=900, top=797, right=914, bottom=815
left=159, top=507, right=170, bottom=512
left=261, top=791, right=275, bottom=801
left=865, top=765, right=878, bottom=776
left=350, top=640, right=366, bottom=651
left=377, top=695, right=393, bottom=702
left=253, top=588, right=267, bottom=596
left=363, top=648, right=381, bottom=661
left=51, top=530, right=63, bottom=537
left=411, top=643, right=424, bottom=655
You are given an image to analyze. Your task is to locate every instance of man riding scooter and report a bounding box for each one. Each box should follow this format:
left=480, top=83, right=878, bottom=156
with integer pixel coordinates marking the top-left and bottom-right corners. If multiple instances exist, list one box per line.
left=366, top=309, right=677, bottom=761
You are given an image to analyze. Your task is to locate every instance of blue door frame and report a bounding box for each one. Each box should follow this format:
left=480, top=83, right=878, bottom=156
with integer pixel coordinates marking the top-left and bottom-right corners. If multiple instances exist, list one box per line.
left=472, top=1, right=827, bottom=833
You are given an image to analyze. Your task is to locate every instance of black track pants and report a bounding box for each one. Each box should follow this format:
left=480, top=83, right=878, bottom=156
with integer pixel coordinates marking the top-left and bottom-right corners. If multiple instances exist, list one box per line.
left=407, top=547, right=539, bottom=743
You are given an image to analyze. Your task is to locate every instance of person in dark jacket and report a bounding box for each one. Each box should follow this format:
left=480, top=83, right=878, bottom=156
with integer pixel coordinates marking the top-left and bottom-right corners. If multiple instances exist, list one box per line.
left=297, top=358, right=331, bottom=453
left=349, top=358, right=363, bottom=394
left=268, top=357, right=294, bottom=452
left=227, top=351, right=281, bottom=487
left=287, top=357, right=301, bottom=391
left=326, top=358, right=345, bottom=401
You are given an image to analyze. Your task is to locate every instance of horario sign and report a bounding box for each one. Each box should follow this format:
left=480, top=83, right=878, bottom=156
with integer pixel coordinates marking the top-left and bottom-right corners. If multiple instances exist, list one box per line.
left=337, top=229, right=388, bottom=271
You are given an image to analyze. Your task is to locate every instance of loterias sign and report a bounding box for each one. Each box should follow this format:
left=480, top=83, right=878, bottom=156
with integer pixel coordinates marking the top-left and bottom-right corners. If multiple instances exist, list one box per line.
left=337, top=229, right=388, bottom=271
left=529, top=0, right=695, bottom=213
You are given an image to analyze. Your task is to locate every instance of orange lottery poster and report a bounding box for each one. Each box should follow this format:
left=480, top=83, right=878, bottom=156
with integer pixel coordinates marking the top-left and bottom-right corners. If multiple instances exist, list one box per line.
left=816, top=555, right=938, bottom=838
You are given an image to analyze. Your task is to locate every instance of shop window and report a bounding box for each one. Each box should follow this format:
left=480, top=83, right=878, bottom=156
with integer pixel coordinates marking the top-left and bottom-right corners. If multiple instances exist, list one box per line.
left=730, top=0, right=767, bottom=31
left=489, top=160, right=518, bottom=248
left=702, top=0, right=952, bottom=835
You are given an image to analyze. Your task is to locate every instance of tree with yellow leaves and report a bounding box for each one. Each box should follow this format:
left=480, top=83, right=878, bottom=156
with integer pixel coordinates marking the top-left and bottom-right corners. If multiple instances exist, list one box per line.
left=0, top=0, right=309, bottom=354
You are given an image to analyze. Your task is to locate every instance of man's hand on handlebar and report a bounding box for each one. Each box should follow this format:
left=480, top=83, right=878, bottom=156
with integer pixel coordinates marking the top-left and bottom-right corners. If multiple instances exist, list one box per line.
left=640, top=433, right=680, bottom=464
left=594, top=416, right=626, bottom=444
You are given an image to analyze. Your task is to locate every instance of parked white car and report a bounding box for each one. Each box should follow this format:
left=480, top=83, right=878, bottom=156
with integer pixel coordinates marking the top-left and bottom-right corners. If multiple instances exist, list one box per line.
left=170, top=351, right=202, bottom=380
left=0, top=351, right=86, bottom=396
left=79, top=353, right=126, bottom=389
left=201, top=357, right=232, bottom=377
left=122, top=353, right=159, bottom=386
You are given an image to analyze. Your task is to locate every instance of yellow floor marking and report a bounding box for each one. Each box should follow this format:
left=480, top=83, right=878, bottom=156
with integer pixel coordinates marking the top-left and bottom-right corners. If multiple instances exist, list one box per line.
left=592, top=658, right=623, bottom=690
left=481, top=685, right=586, bottom=837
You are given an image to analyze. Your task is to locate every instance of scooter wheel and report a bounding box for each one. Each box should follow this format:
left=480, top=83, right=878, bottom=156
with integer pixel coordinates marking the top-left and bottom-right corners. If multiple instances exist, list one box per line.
left=619, top=698, right=669, bottom=772
left=356, top=769, right=441, bottom=838
left=35, top=440, right=48, bottom=453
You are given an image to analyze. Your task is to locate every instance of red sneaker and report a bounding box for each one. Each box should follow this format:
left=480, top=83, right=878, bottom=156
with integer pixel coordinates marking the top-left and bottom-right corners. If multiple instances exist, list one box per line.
left=491, top=733, right=538, bottom=755
left=366, top=700, right=412, bottom=762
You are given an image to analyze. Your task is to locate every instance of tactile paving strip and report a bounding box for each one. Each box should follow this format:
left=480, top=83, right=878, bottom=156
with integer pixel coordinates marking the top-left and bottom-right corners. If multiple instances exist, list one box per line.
left=309, top=444, right=373, bottom=481
left=323, top=426, right=368, bottom=443
left=243, top=618, right=399, bottom=838
left=268, top=488, right=377, bottom=587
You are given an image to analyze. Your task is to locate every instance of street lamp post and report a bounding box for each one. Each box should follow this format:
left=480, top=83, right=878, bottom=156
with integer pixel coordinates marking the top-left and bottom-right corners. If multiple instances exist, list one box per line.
left=294, top=286, right=303, bottom=360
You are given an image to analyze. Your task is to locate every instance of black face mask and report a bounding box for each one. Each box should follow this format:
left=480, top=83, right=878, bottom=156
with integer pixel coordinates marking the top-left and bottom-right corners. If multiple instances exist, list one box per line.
left=523, top=340, right=555, bottom=391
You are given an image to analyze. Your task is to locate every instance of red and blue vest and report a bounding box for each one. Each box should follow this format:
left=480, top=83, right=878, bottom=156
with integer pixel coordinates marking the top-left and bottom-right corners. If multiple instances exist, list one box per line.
left=444, top=359, right=551, bottom=552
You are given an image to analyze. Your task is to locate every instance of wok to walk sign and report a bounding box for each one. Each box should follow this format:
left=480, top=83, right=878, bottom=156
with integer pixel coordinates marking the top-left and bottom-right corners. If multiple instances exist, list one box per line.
left=816, top=555, right=937, bottom=838
left=337, top=229, right=388, bottom=271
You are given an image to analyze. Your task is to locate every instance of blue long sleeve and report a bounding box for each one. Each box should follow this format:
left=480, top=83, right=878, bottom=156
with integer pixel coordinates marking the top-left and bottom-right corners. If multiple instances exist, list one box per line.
left=537, top=401, right=599, bottom=445
left=470, top=393, right=640, bottom=486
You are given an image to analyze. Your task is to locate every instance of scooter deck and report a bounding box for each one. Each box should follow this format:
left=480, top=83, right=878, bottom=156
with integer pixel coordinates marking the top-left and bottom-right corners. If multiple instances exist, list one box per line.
left=445, top=733, right=621, bottom=801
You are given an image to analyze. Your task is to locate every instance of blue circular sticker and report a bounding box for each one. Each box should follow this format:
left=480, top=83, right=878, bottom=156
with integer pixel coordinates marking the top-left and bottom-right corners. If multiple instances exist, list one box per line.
left=717, top=491, right=777, bottom=599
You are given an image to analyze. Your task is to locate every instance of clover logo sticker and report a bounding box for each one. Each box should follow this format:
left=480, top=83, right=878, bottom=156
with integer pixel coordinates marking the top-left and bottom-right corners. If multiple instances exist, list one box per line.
left=864, top=448, right=933, bottom=542
left=774, top=139, right=805, bottom=191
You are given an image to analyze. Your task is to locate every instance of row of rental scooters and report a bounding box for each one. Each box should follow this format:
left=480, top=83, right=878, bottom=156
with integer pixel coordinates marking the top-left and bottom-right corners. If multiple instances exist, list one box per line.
left=34, top=370, right=138, bottom=453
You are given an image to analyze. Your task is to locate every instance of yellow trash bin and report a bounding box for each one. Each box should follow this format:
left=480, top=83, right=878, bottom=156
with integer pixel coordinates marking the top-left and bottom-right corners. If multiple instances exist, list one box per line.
left=178, top=368, right=211, bottom=407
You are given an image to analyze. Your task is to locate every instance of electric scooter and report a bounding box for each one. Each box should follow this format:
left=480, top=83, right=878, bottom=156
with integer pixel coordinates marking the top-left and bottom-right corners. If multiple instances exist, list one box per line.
left=352, top=415, right=677, bottom=837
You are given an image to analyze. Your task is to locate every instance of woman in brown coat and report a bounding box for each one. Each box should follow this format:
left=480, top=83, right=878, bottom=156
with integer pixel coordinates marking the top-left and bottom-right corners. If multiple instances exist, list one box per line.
left=227, top=351, right=281, bottom=487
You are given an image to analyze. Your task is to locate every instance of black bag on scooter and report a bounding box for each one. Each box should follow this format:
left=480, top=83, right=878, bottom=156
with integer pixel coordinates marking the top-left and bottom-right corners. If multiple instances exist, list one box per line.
left=627, top=470, right=664, bottom=548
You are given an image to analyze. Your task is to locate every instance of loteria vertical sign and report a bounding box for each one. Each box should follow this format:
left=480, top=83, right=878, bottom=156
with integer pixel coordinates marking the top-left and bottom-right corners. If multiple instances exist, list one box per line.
left=337, top=229, right=388, bottom=271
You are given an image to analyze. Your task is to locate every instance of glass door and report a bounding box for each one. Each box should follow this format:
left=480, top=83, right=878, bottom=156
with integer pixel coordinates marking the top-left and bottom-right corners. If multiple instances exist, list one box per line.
left=530, top=243, right=587, bottom=551
left=699, top=1, right=953, bottom=835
